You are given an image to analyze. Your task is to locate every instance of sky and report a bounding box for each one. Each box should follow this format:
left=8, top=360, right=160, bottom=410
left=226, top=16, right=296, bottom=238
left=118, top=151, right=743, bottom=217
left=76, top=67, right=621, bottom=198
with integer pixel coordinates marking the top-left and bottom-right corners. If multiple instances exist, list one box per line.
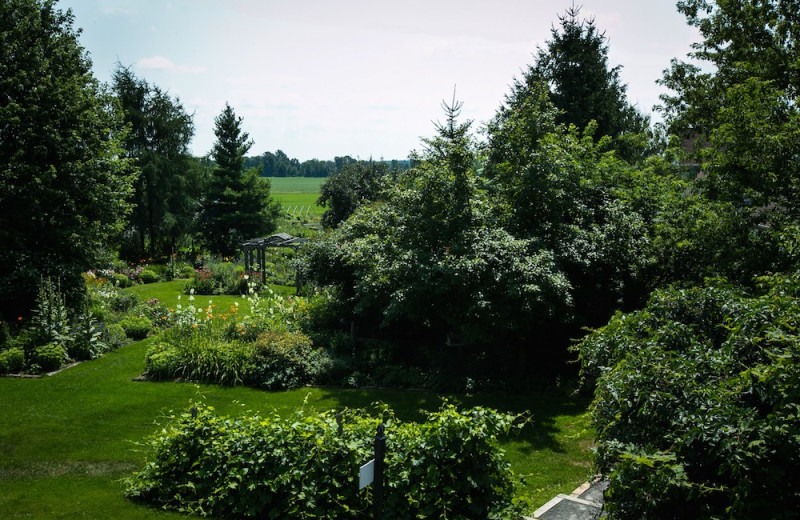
left=59, top=0, right=701, bottom=161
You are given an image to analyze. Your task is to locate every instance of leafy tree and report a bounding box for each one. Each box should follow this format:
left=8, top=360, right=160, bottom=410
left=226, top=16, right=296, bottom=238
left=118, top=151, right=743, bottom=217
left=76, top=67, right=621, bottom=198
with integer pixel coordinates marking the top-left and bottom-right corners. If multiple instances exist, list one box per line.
left=198, top=103, right=280, bottom=257
left=112, top=65, right=198, bottom=259
left=0, top=0, right=136, bottom=316
left=659, top=0, right=800, bottom=264
left=318, top=160, right=391, bottom=229
left=303, top=98, right=571, bottom=361
left=484, top=71, right=766, bottom=326
left=532, top=6, right=652, bottom=162
left=660, top=0, right=799, bottom=137
left=260, top=149, right=301, bottom=177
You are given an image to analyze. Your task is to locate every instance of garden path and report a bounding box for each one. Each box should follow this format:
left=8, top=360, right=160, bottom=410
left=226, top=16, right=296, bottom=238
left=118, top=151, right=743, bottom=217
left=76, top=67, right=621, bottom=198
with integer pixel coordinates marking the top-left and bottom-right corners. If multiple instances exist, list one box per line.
left=526, top=477, right=607, bottom=520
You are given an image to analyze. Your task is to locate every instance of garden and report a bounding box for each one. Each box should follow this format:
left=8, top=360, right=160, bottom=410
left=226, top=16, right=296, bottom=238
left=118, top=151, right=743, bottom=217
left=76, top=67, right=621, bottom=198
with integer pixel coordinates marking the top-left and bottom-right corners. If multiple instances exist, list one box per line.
left=0, top=269, right=595, bottom=518
left=3, top=0, right=800, bottom=517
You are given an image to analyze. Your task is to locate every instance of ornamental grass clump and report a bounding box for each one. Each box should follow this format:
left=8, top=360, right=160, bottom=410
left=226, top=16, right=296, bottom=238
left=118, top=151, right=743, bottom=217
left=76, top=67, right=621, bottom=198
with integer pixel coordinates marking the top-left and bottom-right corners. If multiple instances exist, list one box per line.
left=125, top=404, right=526, bottom=519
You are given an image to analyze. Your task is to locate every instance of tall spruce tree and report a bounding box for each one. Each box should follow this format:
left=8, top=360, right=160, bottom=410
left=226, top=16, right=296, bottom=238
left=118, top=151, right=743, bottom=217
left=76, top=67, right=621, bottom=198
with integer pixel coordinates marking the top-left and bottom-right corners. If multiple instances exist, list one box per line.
left=199, top=103, right=280, bottom=256
left=112, top=65, right=197, bottom=259
left=0, top=0, right=136, bottom=316
left=533, top=6, right=651, bottom=161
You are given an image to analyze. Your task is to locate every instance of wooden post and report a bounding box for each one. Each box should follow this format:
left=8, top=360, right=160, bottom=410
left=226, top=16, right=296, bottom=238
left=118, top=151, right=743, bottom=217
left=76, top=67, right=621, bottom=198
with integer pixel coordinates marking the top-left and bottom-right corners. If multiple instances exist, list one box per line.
left=374, top=424, right=386, bottom=520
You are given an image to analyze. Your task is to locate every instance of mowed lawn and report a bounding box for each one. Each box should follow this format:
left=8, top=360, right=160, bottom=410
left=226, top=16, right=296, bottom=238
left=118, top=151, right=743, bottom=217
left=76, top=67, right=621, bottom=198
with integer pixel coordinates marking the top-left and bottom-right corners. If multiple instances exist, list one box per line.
left=268, top=176, right=325, bottom=217
left=0, top=281, right=594, bottom=518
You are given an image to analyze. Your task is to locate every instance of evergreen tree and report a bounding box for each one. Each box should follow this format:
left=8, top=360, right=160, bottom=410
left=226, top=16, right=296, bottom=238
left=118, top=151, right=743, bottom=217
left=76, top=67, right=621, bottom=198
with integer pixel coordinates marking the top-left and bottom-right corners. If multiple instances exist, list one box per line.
left=112, top=65, right=197, bottom=259
left=0, top=0, right=136, bottom=316
left=199, top=103, right=280, bottom=256
left=533, top=6, right=652, bottom=161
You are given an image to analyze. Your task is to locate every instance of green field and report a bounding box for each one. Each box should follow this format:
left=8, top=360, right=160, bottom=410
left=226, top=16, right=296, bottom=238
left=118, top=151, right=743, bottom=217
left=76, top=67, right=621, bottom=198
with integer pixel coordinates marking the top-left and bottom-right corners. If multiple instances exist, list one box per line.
left=267, top=177, right=325, bottom=218
left=268, top=177, right=326, bottom=193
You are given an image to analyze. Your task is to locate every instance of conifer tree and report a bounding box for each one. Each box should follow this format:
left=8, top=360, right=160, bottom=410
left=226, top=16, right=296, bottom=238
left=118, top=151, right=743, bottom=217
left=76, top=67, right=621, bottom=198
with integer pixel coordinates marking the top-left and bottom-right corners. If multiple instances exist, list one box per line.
left=533, top=5, right=651, bottom=161
left=112, top=65, right=197, bottom=259
left=199, top=103, right=280, bottom=256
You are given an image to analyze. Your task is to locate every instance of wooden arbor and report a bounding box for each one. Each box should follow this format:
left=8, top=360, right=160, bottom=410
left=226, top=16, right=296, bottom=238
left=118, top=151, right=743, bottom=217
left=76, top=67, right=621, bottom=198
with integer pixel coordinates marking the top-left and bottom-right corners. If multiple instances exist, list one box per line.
left=241, top=233, right=307, bottom=289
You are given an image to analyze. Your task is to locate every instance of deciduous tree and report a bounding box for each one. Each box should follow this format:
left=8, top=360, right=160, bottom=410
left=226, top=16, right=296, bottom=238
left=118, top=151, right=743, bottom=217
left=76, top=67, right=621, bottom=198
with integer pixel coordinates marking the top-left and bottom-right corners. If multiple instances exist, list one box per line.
left=0, top=0, right=135, bottom=316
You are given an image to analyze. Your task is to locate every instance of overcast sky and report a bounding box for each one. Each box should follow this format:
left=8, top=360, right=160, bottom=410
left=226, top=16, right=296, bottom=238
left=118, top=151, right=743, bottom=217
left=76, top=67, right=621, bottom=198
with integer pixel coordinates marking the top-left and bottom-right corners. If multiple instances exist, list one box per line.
left=59, top=0, right=700, bottom=161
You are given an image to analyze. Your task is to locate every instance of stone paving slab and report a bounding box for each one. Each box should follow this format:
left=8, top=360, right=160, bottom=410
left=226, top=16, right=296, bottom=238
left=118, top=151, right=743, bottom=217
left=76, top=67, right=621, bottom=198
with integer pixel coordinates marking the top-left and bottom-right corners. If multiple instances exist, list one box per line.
left=533, top=494, right=602, bottom=520
left=525, top=477, right=607, bottom=520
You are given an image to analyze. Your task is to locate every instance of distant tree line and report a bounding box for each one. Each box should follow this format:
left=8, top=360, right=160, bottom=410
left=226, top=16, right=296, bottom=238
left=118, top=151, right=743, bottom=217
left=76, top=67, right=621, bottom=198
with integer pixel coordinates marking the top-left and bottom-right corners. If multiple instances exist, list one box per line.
left=244, top=151, right=410, bottom=178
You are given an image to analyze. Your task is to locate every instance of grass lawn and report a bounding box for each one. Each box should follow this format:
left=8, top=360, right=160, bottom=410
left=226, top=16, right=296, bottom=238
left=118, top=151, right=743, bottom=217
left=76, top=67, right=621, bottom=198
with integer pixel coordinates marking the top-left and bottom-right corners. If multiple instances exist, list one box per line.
left=0, top=282, right=594, bottom=518
left=123, top=280, right=295, bottom=316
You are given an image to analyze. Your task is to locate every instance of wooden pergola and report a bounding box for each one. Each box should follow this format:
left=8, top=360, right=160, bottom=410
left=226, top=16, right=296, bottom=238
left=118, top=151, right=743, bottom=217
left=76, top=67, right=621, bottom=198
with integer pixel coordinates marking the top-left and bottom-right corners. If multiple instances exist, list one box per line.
left=241, top=233, right=308, bottom=288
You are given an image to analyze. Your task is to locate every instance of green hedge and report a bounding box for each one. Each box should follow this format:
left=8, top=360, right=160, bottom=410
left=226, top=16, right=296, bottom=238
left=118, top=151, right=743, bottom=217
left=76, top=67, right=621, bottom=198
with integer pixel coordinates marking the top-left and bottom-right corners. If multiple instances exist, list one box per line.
left=125, top=404, right=524, bottom=519
left=578, top=275, right=800, bottom=519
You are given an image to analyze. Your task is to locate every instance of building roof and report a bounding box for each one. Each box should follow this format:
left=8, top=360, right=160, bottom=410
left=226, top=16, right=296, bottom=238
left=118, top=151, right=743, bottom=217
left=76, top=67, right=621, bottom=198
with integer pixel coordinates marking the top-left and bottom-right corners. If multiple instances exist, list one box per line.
left=241, top=233, right=308, bottom=249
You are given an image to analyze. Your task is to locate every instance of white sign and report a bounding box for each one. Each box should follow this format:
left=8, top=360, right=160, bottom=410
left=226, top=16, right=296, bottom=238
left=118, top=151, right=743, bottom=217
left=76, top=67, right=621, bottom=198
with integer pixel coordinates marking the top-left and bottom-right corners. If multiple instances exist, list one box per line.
left=359, top=459, right=375, bottom=490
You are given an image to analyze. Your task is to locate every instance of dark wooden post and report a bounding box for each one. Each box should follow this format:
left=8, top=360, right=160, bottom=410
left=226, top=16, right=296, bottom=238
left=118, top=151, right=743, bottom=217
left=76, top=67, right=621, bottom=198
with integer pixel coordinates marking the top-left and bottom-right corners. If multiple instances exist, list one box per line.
left=374, top=423, right=386, bottom=520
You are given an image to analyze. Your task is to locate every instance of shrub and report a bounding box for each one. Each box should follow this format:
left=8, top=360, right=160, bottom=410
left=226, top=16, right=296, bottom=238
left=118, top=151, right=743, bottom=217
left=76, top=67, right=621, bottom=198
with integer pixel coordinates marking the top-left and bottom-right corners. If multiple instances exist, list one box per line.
left=139, top=269, right=159, bottom=284
left=0, top=347, right=25, bottom=374
left=109, top=291, right=139, bottom=313
left=111, top=273, right=133, bottom=288
left=179, top=265, right=195, bottom=279
left=578, top=275, right=800, bottom=519
left=119, top=316, right=152, bottom=340
left=183, top=260, right=241, bottom=295
left=253, top=330, right=329, bottom=389
left=33, top=343, right=66, bottom=372
left=144, top=342, right=182, bottom=380
left=125, top=404, right=524, bottom=519
left=105, top=323, right=127, bottom=349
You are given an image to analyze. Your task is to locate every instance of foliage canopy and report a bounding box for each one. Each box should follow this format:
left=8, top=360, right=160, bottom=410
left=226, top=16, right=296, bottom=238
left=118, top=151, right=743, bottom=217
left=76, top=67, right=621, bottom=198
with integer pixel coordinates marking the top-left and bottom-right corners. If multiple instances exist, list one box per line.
left=0, top=0, right=135, bottom=316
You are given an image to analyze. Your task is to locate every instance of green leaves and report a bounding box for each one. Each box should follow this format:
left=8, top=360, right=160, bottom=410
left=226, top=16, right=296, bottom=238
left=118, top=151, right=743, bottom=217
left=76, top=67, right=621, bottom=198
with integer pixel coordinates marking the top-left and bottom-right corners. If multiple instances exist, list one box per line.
left=579, top=275, right=800, bottom=518
left=1, top=0, right=136, bottom=316
left=126, top=404, right=524, bottom=519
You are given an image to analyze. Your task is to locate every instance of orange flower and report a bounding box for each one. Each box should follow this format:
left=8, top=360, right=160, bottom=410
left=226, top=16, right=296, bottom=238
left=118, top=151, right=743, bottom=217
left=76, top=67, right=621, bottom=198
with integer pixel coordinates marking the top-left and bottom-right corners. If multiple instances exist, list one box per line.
left=192, top=324, right=198, bottom=329
left=161, top=316, right=167, bottom=320
left=17, top=316, right=23, bottom=321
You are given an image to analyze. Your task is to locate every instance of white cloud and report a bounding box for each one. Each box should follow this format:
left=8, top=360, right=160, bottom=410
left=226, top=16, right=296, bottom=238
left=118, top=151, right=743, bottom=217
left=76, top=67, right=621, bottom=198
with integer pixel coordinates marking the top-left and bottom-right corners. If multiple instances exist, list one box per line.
left=136, top=55, right=175, bottom=69
left=135, top=56, right=206, bottom=73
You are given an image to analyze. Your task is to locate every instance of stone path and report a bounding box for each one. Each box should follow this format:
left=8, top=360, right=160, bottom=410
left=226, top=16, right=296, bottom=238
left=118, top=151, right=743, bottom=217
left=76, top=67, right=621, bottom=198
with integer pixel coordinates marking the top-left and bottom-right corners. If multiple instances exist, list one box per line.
left=524, top=477, right=608, bottom=520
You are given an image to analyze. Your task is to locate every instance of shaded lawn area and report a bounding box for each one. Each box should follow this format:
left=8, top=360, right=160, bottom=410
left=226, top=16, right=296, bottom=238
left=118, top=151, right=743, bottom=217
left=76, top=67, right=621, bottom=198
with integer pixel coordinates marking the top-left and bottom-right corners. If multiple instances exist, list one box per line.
left=0, top=298, right=593, bottom=517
